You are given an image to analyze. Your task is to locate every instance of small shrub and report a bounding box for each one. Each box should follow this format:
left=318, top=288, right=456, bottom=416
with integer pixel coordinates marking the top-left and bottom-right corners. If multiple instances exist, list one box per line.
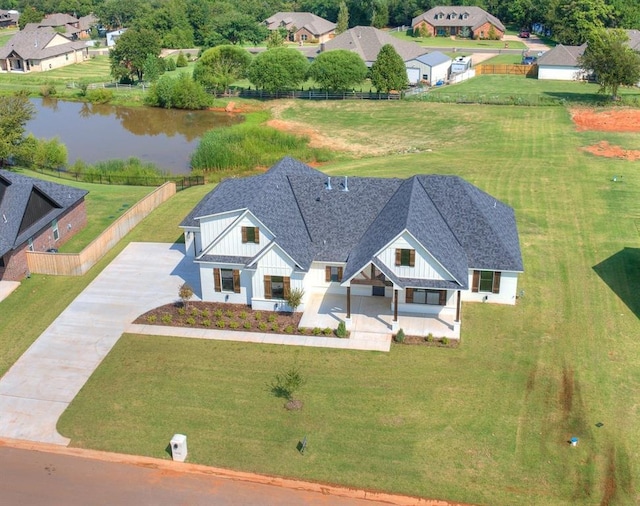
left=177, top=307, right=186, bottom=316
left=336, top=321, right=347, bottom=338
left=239, top=311, right=248, bottom=320
left=202, top=319, right=211, bottom=327
left=243, top=321, right=252, bottom=329
left=165, top=57, right=176, bottom=71
left=86, top=88, right=113, bottom=104
left=179, top=282, right=194, bottom=310
left=284, top=325, right=294, bottom=334
left=40, top=83, right=57, bottom=97
left=230, top=321, right=240, bottom=329
left=214, top=309, right=223, bottom=318
left=395, top=329, right=405, bottom=343
left=271, top=322, right=279, bottom=332
left=146, top=314, right=157, bottom=323
left=191, top=308, right=200, bottom=317
left=441, top=337, right=449, bottom=346
left=225, top=310, right=234, bottom=318
left=258, top=322, right=268, bottom=331
left=176, top=51, right=188, bottom=67
left=426, top=333, right=434, bottom=343
left=323, top=327, right=333, bottom=336
left=268, top=314, right=277, bottom=323
left=255, top=311, right=263, bottom=321
left=201, top=309, right=210, bottom=318
left=216, top=320, right=226, bottom=328
left=186, top=316, right=196, bottom=325
left=161, top=313, right=173, bottom=324
left=312, top=327, right=322, bottom=336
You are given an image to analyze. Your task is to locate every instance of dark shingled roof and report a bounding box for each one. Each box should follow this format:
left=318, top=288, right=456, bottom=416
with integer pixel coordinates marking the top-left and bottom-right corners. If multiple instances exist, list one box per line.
left=537, top=44, right=586, bottom=67
left=0, top=170, right=88, bottom=256
left=180, top=158, right=523, bottom=284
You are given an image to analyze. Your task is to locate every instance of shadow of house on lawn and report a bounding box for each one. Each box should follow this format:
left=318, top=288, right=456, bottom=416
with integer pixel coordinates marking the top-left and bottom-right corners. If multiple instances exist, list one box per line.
left=593, top=247, right=640, bottom=319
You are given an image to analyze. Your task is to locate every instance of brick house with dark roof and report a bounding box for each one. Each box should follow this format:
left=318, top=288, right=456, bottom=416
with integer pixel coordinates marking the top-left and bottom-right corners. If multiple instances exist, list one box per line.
left=412, top=6, right=505, bottom=40
left=180, top=158, right=523, bottom=336
left=0, top=170, right=88, bottom=281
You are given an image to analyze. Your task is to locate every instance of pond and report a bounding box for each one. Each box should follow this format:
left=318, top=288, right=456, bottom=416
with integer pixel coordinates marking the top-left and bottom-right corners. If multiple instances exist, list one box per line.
left=26, top=98, right=243, bottom=175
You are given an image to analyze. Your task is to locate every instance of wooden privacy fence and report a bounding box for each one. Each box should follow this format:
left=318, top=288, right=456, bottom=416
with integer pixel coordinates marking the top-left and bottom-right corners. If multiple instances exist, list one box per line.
left=26, top=182, right=176, bottom=276
left=476, top=64, right=538, bottom=77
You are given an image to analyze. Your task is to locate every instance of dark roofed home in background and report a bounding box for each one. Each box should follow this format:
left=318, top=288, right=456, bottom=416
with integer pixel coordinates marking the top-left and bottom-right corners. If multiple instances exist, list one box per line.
left=180, top=157, right=523, bottom=339
left=0, top=170, right=88, bottom=281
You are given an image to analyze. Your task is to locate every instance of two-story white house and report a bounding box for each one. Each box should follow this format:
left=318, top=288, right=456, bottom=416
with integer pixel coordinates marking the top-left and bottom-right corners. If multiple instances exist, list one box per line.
left=180, top=158, right=523, bottom=336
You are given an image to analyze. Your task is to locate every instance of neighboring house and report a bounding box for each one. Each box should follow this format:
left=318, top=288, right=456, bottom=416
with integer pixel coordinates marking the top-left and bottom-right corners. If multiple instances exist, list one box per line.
left=264, top=12, right=336, bottom=44
left=320, top=26, right=430, bottom=84
left=180, top=157, right=523, bottom=335
left=412, top=6, right=505, bottom=40
left=0, top=9, right=19, bottom=28
left=106, top=28, right=126, bottom=47
left=0, top=27, right=89, bottom=72
left=0, top=170, right=88, bottom=281
left=32, top=12, right=82, bottom=39
left=407, top=51, right=451, bottom=84
left=537, top=43, right=588, bottom=81
left=77, top=14, right=99, bottom=39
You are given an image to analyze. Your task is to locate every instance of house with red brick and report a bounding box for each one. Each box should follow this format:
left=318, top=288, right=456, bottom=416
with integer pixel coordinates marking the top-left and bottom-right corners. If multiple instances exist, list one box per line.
left=412, top=6, right=504, bottom=40
left=0, top=170, right=87, bottom=281
left=264, top=12, right=336, bottom=44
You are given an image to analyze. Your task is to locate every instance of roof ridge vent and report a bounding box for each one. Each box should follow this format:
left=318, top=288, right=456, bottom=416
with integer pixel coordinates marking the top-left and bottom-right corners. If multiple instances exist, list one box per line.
left=326, top=176, right=332, bottom=190
left=342, top=176, right=349, bottom=192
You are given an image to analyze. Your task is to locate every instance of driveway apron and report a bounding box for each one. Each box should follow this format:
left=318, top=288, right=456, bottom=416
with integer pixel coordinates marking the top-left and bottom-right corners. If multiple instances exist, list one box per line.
left=0, top=243, right=198, bottom=445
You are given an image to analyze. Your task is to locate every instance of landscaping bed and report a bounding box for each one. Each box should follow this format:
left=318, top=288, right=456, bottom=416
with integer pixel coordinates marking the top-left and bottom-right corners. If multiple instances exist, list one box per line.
left=135, top=301, right=345, bottom=337
left=393, top=333, right=459, bottom=347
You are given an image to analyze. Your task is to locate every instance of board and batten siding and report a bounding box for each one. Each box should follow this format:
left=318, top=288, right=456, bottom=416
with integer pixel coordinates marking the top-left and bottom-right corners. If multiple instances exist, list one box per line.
left=462, top=270, right=519, bottom=304
left=251, top=245, right=305, bottom=311
left=306, top=261, right=347, bottom=294
left=206, top=213, right=274, bottom=258
left=199, top=263, right=252, bottom=303
left=198, top=211, right=241, bottom=254
left=377, top=233, right=452, bottom=281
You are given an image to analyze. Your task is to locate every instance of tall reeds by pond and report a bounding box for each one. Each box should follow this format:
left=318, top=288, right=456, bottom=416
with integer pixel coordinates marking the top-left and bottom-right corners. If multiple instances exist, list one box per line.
left=190, top=114, right=332, bottom=172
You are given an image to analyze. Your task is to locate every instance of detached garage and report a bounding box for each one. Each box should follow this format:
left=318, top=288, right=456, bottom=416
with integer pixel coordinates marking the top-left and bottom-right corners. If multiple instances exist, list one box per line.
left=537, top=44, right=588, bottom=81
left=407, top=51, right=451, bottom=85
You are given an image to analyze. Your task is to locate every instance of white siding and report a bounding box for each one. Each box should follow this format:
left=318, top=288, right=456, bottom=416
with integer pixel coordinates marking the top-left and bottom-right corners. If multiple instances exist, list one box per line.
left=430, top=61, right=451, bottom=84
left=208, top=214, right=274, bottom=258
left=538, top=66, right=584, bottom=81
left=199, top=264, right=252, bottom=304
left=461, top=270, right=519, bottom=305
left=251, top=245, right=305, bottom=311
left=398, top=289, right=455, bottom=316
left=198, top=211, right=241, bottom=254
left=306, top=261, right=346, bottom=294
left=376, top=232, right=453, bottom=281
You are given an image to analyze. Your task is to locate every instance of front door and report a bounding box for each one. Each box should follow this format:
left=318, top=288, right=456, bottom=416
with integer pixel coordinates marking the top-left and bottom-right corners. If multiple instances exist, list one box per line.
left=372, top=285, right=385, bottom=296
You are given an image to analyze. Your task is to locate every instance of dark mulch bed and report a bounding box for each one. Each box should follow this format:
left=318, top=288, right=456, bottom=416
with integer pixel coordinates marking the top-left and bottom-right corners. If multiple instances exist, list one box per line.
left=135, top=301, right=342, bottom=337
left=394, top=334, right=460, bottom=347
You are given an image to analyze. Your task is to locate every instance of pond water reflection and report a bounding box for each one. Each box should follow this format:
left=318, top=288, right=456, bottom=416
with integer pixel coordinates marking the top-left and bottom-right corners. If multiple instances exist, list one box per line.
left=26, top=98, right=243, bottom=174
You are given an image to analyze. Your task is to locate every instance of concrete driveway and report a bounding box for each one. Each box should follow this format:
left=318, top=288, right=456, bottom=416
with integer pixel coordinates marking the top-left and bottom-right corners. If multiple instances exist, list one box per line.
left=0, top=242, right=199, bottom=445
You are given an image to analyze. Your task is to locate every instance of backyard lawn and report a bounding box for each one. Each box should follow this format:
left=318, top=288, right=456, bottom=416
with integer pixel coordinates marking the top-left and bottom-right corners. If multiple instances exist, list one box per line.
left=389, top=29, right=527, bottom=50
left=57, top=101, right=640, bottom=505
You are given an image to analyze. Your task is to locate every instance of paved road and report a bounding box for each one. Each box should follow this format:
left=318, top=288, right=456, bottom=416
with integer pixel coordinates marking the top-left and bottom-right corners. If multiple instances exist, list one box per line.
left=0, top=243, right=200, bottom=445
left=0, top=445, right=398, bottom=506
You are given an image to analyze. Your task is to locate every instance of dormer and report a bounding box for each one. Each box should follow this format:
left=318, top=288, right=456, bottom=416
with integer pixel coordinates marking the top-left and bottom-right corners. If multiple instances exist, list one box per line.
left=449, top=11, right=457, bottom=19
left=461, top=11, right=470, bottom=20
left=434, top=11, right=444, bottom=20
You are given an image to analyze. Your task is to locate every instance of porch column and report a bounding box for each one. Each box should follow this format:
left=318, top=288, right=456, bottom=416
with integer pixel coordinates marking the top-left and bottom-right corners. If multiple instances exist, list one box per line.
left=346, top=286, right=351, bottom=319
left=455, top=290, right=461, bottom=322
left=391, top=289, right=399, bottom=332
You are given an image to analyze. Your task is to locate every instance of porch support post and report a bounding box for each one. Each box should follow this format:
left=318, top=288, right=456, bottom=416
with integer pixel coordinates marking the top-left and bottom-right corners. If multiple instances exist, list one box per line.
left=346, top=286, right=351, bottom=319
left=391, top=288, right=399, bottom=332
left=455, top=290, right=461, bottom=322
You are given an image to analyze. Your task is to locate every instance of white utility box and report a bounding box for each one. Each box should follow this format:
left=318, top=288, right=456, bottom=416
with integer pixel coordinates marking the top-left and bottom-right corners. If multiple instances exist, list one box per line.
left=170, top=433, right=188, bottom=462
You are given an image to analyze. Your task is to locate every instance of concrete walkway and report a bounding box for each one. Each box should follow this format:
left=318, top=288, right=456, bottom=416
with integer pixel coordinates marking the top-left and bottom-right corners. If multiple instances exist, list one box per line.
left=0, top=243, right=199, bottom=445
left=0, top=280, right=20, bottom=303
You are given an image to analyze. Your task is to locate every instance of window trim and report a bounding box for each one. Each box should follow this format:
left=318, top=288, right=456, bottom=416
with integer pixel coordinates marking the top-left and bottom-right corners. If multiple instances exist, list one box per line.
left=52, top=219, right=59, bottom=241
left=264, top=275, right=290, bottom=300
left=406, top=288, right=446, bottom=305
left=472, top=270, right=501, bottom=294
left=325, top=266, right=343, bottom=282
left=214, top=268, right=241, bottom=293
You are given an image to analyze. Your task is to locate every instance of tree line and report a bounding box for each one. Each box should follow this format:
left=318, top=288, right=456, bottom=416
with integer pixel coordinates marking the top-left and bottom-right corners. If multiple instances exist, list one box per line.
left=3, top=0, right=640, bottom=47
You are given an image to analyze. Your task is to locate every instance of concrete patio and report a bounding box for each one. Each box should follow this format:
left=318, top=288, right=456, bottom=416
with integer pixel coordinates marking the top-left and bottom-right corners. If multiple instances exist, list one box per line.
left=300, top=292, right=460, bottom=340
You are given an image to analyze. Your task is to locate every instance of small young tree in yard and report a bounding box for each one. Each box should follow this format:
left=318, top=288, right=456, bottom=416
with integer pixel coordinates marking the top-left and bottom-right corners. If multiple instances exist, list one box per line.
left=176, top=51, right=188, bottom=67
left=270, top=366, right=306, bottom=409
left=370, top=44, right=408, bottom=93
left=336, top=1, right=349, bottom=34
left=285, top=287, right=305, bottom=313
left=179, top=282, right=194, bottom=310
left=579, top=28, right=640, bottom=100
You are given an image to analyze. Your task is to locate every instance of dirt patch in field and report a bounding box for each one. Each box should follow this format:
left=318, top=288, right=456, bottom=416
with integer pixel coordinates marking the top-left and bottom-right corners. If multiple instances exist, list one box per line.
left=582, top=141, right=640, bottom=161
left=571, top=108, right=640, bottom=132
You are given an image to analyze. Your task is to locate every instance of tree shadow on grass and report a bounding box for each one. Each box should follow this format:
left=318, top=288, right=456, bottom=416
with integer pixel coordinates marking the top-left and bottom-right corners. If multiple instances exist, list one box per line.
left=593, top=247, right=640, bottom=319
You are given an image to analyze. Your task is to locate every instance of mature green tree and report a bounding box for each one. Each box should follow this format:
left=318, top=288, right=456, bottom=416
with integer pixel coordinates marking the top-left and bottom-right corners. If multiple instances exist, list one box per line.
left=266, top=29, right=287, bottom=48
left=214, top=12, right=268, bottom=45
left=552, top=0, right=612, bottom=45
left=97, top=0, right=151, bottom=29
left=193, top=45, right=252, bottom=93
left=142, top=54, right=164, bottom=82
left=371, top=0, right=389, bottom=28
left=336, top=1, right=349, bottom=34
left=18, top=6, right=44, bottom=29
left=370, top=44, right=408, bottom=92
left=0, top=94, right=35, bottom=166
left=145, top=73, right=213, bottom=109
left=308, top=50, right=367, bottom=91
left=247, top=48, right=309, bottom=92
left=110, top=28, right=161, bottom=82
left=579, top=28, right=640, bottom=99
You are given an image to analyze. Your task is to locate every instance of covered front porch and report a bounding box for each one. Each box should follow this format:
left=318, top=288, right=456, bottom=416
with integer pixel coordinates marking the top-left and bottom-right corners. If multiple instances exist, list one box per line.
left=299, top=292, right=460, bottom=340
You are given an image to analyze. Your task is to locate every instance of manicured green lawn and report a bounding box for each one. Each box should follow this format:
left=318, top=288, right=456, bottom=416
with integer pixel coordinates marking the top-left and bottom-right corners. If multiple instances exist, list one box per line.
left=58, top=102, right=640, bottom=504
left=390, top=29, right=527, bottom=49
left=0, top=182, right=214, bottom=378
